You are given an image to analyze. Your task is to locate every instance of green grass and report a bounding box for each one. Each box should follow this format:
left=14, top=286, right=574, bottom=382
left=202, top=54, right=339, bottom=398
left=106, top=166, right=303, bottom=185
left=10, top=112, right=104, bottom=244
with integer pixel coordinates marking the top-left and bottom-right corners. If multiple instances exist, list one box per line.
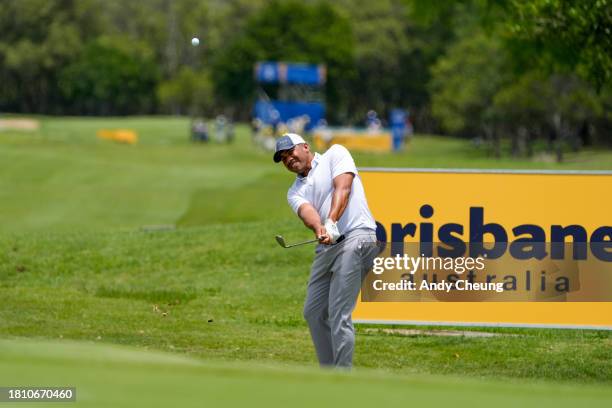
left=0, top=116, right=290, bottom=232
left=1, top=116, right=611, bottom=233
left=0, top=116, right=611, bottom=401
left=1, top=338, right=611, bottom=408
left=1, top=224, right=610, bottom=383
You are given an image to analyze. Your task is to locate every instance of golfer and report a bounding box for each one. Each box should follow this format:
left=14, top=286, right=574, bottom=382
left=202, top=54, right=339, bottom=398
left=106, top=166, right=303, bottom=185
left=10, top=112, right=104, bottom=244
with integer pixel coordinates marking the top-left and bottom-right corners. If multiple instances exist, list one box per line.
left=274, top=133, right=379, bottom=368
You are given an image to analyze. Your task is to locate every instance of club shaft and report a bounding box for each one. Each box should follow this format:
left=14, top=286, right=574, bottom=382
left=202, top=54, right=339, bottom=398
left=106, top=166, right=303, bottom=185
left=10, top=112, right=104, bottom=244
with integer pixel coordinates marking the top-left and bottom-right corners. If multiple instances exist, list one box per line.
left=282, top=234, right=345, bottom=248
left=285, top=238, right=320, bottom=248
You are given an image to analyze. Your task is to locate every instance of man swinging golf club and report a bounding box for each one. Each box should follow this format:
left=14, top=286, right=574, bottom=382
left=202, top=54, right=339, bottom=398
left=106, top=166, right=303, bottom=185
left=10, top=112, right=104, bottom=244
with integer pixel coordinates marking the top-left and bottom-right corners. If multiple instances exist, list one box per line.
left=274, top=133, right=379, bottom=368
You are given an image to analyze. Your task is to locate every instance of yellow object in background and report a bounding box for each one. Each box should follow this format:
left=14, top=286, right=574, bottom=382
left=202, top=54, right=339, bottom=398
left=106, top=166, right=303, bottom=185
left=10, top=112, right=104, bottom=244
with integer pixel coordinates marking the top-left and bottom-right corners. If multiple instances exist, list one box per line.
left=313, top=129, right=392, bottom=152
left=97, top=129, right=138, bottom=144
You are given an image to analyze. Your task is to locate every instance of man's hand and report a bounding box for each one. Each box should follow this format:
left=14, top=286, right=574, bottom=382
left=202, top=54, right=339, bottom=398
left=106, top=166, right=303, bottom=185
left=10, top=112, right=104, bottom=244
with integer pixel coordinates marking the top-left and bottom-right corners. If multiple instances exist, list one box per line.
left=298, top=203, right=332, bottom=245
left=315, top=224, right=331, bottom=245
left=297, top=203, right=340, bottom=245
left=324, top=219, right=341, bottom=244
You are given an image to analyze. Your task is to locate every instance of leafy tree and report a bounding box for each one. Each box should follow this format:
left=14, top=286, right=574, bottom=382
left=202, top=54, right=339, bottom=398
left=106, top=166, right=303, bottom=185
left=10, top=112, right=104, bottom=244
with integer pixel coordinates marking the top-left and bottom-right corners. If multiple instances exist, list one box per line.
left=334, top=0, right=455, bottom=126
left=0, top=0, right=101, bottom=112
left=335, top=0, right=410, bottom=121
left=502, top=0, right=612, bottom=91
left=489, top=71, right=549, bottom=156
left=545, top=74, right=604, bottom=159
left=429, top=30, right=509, bottom=136
left=157, top=67, right=214, bottom=115
left=211, top=0, right=355, bottom=121
left=490, top=72, right=602, bottom=160
left=59, top=38, right=159, bottom=115
left=412, top=0, right=612, bottom=90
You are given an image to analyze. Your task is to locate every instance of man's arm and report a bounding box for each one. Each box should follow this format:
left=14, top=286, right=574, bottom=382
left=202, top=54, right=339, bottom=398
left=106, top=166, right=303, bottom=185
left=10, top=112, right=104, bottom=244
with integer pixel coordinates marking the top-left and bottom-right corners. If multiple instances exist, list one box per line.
left=327, top=172, right=354, bottom=223
left=295, top=173, right=353, bottom=245
left=297, top=203, right=328, bottom=243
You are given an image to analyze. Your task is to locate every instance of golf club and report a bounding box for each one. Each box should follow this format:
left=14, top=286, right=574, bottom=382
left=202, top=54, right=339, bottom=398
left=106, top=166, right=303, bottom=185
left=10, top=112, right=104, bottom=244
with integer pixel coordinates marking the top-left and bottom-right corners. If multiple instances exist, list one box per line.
left=275, top=234, right=345, bottom=248
left=275, top=235, right=319, bottom=248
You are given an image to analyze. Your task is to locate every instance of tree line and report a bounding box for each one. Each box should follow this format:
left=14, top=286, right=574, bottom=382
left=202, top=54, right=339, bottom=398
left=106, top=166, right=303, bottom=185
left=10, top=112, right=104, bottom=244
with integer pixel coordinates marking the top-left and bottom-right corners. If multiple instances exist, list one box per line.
left=1, top=0, right=610, bottom=159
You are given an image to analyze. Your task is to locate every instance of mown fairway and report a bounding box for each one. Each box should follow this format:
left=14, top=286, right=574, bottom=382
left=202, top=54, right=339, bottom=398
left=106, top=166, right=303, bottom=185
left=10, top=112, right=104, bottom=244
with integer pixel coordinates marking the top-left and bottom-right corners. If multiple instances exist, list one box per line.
left=0, top=117, right=610, bottom=405
left=2, top=116, right=612, bottom=233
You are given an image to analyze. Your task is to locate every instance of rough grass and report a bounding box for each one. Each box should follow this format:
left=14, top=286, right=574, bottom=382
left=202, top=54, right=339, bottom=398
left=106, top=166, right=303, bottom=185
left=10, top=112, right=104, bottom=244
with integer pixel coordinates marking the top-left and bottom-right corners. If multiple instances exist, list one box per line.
left=1, top=223, right=610, bottom=383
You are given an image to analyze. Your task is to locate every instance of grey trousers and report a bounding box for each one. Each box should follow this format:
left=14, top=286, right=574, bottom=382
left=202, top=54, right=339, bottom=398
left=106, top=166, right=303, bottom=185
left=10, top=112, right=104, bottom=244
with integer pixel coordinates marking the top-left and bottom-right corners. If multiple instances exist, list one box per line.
left=303, top=229, right=379, bottom=368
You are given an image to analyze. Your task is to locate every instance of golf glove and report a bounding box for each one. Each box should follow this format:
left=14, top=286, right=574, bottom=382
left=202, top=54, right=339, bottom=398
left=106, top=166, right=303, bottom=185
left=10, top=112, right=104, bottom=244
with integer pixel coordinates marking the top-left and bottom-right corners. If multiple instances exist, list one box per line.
left=324, top=219, right=341, bottom=244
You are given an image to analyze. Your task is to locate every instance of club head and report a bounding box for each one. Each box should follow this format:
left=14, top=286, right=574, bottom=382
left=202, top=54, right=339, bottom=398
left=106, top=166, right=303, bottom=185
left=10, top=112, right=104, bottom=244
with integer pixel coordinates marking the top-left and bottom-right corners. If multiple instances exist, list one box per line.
left=275, top=235, right=287, bottom=248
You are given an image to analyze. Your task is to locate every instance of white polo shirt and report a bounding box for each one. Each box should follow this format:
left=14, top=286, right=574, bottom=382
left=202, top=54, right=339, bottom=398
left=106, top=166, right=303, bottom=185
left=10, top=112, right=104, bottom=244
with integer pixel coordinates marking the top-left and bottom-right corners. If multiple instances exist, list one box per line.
left=287, top=144, right=377, bottom=234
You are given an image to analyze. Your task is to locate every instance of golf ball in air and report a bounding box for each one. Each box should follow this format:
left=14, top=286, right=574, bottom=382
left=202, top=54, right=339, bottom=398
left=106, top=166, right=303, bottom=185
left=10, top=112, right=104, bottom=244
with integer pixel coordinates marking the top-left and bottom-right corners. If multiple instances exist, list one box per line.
left=191, top=37, right=200, bottom=46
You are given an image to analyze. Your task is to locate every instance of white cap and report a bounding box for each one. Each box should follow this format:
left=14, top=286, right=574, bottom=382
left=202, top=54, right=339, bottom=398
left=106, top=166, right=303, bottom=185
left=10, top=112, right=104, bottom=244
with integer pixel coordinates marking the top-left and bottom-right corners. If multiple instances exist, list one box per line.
left=273, top=133, right=306, bottom=162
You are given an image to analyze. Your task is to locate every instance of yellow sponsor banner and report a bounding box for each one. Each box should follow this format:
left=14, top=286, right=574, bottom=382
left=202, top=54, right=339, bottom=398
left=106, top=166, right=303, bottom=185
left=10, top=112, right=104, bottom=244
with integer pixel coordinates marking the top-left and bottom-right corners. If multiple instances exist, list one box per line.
left=354, top=169, right=612, bottom=329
